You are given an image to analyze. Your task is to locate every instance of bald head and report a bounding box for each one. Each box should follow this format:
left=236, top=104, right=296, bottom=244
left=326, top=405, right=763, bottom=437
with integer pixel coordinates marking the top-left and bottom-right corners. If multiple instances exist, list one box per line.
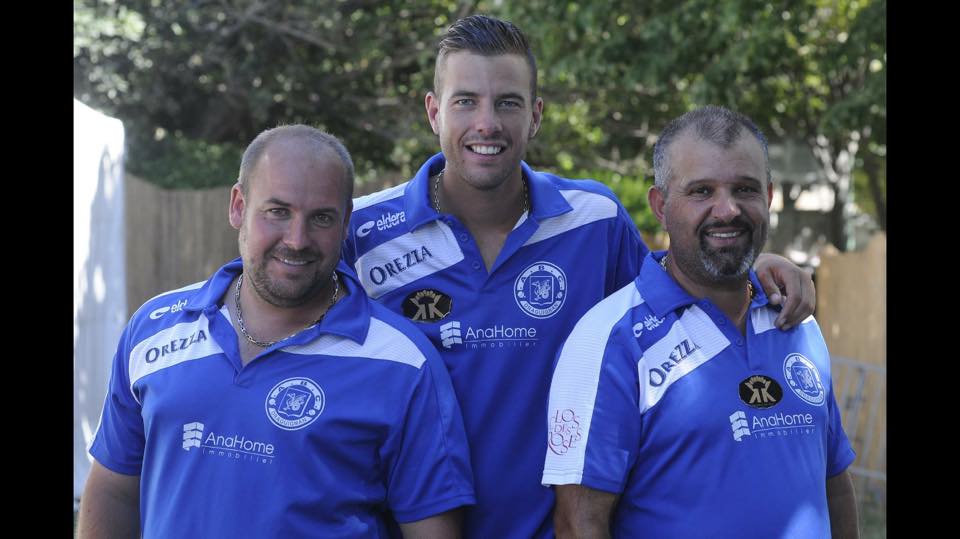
left=238, top=125, right=355, bottom=206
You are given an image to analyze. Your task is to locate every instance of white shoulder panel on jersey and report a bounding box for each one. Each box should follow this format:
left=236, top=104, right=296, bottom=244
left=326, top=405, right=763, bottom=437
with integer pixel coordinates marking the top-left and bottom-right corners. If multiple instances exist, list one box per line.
left=286, top=317, right=426, bottom=369
left=637, top=305, right=730, bottom=414
left=354, top=220, right=464, bottom=299
left=352, top=182, right=408, bottom=212
left=752, top=308, right=817, bottom=335
left=143, top=279, right=206, bottom=305
left=524, top=189, right=619, bottom=247
left=128, top=316, right=222, bottom=404
left=542, top=283, right=645, bottom=486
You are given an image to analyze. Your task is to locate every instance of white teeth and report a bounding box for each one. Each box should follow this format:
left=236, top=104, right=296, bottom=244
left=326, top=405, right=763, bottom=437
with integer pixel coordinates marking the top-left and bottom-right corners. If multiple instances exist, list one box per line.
left=471, top=145, right=502, bottom=155
left=709, top=232, right=741, bottom=238
left=280, top=258, right=310, bottom=266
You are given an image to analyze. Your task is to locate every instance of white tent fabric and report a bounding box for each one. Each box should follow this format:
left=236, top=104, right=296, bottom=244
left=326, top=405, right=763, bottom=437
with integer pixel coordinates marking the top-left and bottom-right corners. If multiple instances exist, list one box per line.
left=74, top=99, right=127, bottom=502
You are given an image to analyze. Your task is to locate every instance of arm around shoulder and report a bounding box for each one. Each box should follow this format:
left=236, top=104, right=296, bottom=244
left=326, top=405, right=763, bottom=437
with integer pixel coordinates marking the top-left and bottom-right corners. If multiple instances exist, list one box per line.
left=554, top=484, right=619, bottom=539
left=826, top=470, right=859, bottom=539
left=76, top=461, right=140, bottom=539
left=754, top=252, right=816, bottom=329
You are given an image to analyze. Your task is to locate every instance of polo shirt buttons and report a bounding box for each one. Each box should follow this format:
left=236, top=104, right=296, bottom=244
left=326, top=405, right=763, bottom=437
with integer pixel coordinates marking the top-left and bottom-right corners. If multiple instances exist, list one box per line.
left=472, top=261, right=482, bottom=270
left=459, top=233, right=469, bottom=242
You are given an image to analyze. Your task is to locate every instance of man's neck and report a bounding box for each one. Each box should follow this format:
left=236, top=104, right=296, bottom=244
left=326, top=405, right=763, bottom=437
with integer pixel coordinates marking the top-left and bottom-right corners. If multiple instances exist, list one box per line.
left=434, top=168, right=528, bottom=270
left=222, top=273, right=345, bottom=354
left=663, top=255, right=753, bottom=334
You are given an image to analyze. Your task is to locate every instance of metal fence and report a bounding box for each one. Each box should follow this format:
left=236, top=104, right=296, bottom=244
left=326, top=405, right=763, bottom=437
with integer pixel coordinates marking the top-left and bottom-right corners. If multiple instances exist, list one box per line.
left=833, top=355, right=886, bottom=513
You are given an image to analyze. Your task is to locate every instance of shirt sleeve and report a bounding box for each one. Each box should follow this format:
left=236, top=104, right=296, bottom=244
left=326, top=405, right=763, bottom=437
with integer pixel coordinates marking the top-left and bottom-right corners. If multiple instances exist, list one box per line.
left=825, top=380, right=857, bottom=477
left=803, top=319, right=857, bottom=478
left=89, top=325, right=146, bottom=475
left=543, top=302, right=641, bottom=494
left=382, top=346, right=475, bottom=522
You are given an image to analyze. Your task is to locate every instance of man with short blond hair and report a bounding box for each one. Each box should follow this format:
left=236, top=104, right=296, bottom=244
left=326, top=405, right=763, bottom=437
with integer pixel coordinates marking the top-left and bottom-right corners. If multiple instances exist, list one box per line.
left=78, top=125, right=474, bottom=538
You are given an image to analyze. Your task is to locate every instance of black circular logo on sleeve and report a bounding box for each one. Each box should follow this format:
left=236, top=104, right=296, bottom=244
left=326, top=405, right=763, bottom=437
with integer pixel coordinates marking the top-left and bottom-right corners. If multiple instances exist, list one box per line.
left=402, top=289, right=453, bottom=323
left=738, top=375, right=783, bottom=409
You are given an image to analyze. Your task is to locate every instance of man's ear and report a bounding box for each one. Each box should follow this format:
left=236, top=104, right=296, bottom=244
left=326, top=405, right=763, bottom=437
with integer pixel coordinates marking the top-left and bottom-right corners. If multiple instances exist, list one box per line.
left=648, top=185, right=667, bottom=226
left=229, top=183, right=245, bottom=230
left=425, top=92, right=441, bottom=135
left=529, top=97, right=544, bottom=139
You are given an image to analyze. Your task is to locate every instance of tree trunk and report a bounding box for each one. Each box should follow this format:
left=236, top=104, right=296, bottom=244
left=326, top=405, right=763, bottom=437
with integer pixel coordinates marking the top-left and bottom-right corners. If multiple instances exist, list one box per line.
left=863, top=152, right=886, bottom=230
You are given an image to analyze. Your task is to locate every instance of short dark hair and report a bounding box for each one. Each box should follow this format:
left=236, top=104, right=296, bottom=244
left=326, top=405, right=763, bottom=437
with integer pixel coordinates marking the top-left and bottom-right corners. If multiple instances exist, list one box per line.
left=238, top=124, right=354, bottom=204
left=653, top=105, right=770, bottom=191
left=434, top=14, right=537, bottom=99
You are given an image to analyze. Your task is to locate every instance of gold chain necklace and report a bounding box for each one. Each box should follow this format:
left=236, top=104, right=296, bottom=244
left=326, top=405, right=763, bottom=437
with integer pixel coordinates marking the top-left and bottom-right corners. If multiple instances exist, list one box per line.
left=432, top=168, right=529, bottom=215
left=234, top=272, right=339, bottom=348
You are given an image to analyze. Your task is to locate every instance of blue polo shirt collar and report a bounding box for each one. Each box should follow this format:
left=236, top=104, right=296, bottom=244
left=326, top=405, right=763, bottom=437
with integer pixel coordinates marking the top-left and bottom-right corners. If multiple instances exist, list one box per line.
left=639, top=251, right=769, bottom=318
left=183, top=258, right=370, bottom=344
left=403, top=153, right=574, bottom=230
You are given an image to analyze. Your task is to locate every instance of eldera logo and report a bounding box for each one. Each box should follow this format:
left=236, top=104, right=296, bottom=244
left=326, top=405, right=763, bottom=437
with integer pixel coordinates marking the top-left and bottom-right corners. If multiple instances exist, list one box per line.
left=357, top=211, right=406, bottom=238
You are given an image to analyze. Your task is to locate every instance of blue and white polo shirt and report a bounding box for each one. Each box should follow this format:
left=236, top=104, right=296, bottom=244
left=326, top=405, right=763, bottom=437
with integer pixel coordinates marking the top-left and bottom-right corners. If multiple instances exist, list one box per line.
left=542, top=251, right=856, bottom=538
left=344, top=153, right=647, bottom=538
left=90, top=259, right=475, bottom=538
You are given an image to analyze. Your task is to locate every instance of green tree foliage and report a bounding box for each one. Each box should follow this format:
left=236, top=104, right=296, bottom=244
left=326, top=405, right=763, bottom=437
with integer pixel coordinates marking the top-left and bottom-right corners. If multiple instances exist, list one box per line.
left=75, top=0, right=884, bottom=239
left=75, top=0, right=481, bottom=188
left=503, top=0, right=885, bottom=241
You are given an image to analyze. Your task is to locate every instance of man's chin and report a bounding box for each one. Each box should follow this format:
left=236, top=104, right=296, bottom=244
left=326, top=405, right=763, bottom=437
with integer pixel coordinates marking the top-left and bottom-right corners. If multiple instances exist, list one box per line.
left=255, top=278, right=317, bottom=308
left=700, top=251, right=754, bottom=279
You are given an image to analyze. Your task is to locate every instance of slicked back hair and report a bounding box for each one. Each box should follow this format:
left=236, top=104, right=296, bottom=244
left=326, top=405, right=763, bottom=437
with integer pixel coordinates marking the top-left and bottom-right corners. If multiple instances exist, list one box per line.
left=238, top=124, right=355, bottom=205
left=434, top=14, right=537, bottom=100
left=653, top=105, right=770, bottom=192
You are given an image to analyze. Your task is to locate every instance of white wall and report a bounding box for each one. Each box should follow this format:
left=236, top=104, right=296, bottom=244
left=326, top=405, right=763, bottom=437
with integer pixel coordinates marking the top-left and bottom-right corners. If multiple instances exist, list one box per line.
left=74, top=99, right=126, bottom=501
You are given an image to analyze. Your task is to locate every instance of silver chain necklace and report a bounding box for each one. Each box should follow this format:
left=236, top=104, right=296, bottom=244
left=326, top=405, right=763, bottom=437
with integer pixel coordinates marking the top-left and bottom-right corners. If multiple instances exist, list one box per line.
left=433, top=168, right=529, bottom=215
left=234, top=272, right=339, bottom=348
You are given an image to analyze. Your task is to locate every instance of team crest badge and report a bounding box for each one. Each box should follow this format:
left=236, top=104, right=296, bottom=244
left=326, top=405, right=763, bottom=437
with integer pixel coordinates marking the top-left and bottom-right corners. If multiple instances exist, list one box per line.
left=783, top=353, right=826, bottom=406
left=265, top=377, right=325, bottom=430
left=514, top=261, right=567, bottom=319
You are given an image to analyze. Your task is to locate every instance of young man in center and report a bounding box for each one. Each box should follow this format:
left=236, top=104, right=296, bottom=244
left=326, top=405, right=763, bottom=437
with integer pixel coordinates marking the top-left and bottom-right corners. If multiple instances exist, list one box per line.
left=344, top=15, right=817, bottom=537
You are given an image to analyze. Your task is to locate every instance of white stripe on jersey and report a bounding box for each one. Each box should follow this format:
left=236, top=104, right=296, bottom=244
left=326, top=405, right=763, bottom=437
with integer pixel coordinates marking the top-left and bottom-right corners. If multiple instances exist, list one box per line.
left=286, top=317, right=426, bottom=369
left=128, top=316, right=222, bottom=403
left=352, top=182, right=408, bottom=212
left=542, top=283, right=644, bottom=486
left=637, top=305, right=730, bottom=414
left=751, top=308, right=816, bottom=335
left=143, top=279, right=206, bottom=305
left=354, top=220, right=464, bottom=299
left=751, top=307, right=779, bottom=335
left=524, top=189, right=618, bottom=247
